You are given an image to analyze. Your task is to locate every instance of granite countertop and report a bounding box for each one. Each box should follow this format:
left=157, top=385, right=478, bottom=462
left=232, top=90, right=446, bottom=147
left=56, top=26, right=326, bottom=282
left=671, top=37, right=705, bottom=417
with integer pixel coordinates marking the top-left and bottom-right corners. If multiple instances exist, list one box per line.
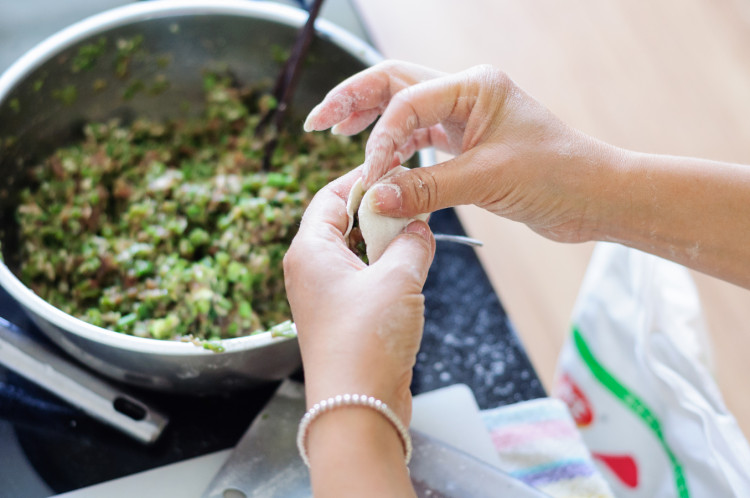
left=417, top=208, right=544, bottom=406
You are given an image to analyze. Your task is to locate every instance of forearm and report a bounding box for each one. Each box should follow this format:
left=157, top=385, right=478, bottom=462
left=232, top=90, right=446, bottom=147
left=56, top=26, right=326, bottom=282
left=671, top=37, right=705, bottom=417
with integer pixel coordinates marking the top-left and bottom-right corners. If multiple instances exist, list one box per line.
left=594, top=150, right=750, bottom=288
left=306, top=407, right=415, bottom=497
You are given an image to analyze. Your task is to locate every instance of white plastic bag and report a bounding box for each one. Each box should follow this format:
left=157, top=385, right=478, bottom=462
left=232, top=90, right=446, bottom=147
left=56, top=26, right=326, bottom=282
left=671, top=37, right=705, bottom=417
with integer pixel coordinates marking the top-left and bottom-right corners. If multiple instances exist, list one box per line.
left=553, top=242, right=750, bottom=497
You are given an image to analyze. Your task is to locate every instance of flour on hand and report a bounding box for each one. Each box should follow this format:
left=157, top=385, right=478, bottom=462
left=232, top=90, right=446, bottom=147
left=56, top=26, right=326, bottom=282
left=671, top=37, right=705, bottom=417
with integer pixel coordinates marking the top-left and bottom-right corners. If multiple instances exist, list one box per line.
left=345, top=166, right=430, bottom=263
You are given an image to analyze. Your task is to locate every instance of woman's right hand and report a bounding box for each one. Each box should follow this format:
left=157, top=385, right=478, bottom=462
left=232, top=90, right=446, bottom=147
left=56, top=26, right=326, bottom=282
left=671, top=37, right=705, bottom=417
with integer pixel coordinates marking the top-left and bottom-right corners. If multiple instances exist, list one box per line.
left=304, top=61, right=625, bottom=244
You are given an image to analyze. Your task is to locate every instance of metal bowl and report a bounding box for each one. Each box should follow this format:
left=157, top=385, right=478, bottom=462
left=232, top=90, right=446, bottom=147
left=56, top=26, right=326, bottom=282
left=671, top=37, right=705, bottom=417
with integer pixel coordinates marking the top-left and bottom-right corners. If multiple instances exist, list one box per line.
left=0, top=1, right=381, bottom=393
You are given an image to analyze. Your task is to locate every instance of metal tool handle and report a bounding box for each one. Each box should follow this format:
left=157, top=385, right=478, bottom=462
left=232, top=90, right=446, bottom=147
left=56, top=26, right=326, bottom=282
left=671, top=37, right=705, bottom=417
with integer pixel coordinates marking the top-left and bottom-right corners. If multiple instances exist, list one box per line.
left=0, top=318, right=168, bottom=444
left=434, top=233, right=484, bottom=247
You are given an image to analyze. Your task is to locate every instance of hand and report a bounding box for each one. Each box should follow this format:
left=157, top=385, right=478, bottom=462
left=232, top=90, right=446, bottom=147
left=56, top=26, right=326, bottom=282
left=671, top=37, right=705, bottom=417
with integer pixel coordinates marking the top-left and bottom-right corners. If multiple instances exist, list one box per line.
left=284, top=168, right=434, bottom=497
left=304, top=61, right=625, bottom=244
left=283, top=168, right=435, bottom=424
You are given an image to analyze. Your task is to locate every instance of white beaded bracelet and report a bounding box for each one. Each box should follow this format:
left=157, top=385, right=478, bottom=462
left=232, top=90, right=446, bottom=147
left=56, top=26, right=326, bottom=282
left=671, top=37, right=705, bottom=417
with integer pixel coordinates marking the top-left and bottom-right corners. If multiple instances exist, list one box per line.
left=296, top=394, right=413, bottom=468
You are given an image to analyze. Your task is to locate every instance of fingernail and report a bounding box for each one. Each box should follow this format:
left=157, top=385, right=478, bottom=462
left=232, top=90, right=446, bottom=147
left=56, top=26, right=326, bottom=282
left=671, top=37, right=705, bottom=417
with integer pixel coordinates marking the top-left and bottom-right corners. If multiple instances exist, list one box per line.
left=303, top=105, right=321, bottom=132
left=303, top=116, right=314, bottom=132
left=404, top=220, right=431, bottom=242
left=369, top=183, right=402, bottom=214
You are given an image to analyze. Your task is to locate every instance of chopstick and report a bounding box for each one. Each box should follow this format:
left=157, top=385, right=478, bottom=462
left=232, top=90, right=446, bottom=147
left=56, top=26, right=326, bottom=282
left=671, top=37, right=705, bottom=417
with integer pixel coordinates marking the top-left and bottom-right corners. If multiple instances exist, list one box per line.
left=257, top=0, right=326, bottom=170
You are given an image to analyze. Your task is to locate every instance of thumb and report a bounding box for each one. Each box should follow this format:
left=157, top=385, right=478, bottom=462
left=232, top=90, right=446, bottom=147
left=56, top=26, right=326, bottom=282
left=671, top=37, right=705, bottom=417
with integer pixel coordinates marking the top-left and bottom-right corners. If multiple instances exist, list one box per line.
left=374, top=220, right=435, bottom=289
left=368, top=147, right=491, bottom=218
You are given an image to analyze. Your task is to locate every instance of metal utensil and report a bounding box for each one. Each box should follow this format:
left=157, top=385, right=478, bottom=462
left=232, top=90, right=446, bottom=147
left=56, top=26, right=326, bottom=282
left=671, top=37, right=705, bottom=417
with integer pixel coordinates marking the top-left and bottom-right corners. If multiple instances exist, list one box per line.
left=0, top=317, right=168, bottom=444
left=434, top=233, right=484, bottom=247
left=202, top=380, right=309, bottom=498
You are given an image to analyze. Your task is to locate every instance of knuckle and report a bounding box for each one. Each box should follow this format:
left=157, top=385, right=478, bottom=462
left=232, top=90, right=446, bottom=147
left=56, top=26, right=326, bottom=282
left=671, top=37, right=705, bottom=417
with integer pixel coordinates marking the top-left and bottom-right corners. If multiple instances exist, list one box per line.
left=420, top=168, right=440, bottom=213
left=377, top=59, right=402, bottom=72
left=389, top=89, right=420, bottom=128
left=282, top=246, right=298, bottom=275
left=390, top=87, right=413, bottom=107
left=473, top=63, right=496, bottom=75
left=403, top=168, right=439, bottom=214
left=472, top=64, right=512, bottom=90
left=376, top=256, right=417, bottom=287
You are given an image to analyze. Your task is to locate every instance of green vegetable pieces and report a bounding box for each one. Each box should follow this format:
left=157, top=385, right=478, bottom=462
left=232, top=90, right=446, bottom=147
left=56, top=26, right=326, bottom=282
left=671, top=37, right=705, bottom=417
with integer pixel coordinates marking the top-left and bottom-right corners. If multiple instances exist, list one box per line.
left=17, top=73, right=366, bottom=342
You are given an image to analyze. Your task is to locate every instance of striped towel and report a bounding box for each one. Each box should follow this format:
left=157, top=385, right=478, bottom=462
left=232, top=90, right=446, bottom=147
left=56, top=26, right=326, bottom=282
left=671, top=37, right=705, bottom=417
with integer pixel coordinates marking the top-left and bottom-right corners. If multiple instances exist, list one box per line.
left=481, top=398, right=613, bottom=498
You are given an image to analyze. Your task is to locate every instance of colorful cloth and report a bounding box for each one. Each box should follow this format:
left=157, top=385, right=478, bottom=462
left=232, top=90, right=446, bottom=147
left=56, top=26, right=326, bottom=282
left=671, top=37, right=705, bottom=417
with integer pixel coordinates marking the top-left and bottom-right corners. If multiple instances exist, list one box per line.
left=481, top=397, right=613, bottom=498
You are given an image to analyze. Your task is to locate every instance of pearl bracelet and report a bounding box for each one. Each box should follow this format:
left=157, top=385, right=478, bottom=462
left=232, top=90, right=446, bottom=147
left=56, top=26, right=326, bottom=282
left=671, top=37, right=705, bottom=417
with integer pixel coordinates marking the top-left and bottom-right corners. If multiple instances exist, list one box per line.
left=296, top=394, right=413, bottom=468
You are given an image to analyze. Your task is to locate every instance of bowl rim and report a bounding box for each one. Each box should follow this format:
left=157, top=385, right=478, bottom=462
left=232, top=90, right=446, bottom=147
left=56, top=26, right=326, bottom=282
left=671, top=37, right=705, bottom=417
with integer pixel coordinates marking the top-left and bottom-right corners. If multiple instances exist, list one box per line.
left=0, top=0, right=382, bottom=356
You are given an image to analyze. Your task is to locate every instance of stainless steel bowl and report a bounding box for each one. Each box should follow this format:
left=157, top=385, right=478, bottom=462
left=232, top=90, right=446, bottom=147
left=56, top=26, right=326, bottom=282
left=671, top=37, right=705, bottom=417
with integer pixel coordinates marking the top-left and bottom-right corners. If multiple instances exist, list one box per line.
left=0, top=1, right=381, bottom=393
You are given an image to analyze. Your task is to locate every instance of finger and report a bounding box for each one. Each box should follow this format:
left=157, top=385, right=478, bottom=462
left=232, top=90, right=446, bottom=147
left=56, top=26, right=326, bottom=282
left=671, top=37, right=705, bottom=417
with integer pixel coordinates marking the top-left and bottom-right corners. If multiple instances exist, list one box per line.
left=393, top=125, right=456, bottom=165
left=361, top=74, right=472, bottom=188
left=303, top=60, right=442, bottom=132
left=374, top=220, right=435, bottom=289
left=331, top=107, right=383, bottom=136
left=298, top=167, right=363, bottom=237
left=288, top=168, right=367, bottom=275
left=368, top=146, right=497, bottom=217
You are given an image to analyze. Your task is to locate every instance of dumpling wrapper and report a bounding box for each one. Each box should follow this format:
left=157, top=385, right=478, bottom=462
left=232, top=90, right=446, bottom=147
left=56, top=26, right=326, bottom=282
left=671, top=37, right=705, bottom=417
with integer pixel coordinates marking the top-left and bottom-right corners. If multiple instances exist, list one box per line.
left=345, top=166, right=429, bottom=263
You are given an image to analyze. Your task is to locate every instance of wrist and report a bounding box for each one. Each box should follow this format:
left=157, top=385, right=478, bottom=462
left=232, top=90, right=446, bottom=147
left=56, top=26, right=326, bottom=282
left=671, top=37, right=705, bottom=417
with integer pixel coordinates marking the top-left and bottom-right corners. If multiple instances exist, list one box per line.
left=574, top=138, right=633, bottom=243
left=305, top=400, right=415, bottom=497
left=303, top=364, right=414, bottom=423
left=299, top=321, right=417, bottom=423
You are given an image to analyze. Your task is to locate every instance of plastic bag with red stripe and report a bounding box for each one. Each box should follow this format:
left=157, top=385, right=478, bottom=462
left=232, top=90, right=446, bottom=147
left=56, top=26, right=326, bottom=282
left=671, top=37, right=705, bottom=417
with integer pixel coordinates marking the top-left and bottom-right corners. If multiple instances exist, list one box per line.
left=553, top=242, right=750, bottom=497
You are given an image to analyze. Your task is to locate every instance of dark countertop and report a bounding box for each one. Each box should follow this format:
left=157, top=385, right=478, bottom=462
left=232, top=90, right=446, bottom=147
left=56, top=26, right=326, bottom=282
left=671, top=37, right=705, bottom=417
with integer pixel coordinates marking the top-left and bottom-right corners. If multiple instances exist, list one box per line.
left=0, top=1, right=544, bottom=495
left=419, top=209, right=544, bottom=407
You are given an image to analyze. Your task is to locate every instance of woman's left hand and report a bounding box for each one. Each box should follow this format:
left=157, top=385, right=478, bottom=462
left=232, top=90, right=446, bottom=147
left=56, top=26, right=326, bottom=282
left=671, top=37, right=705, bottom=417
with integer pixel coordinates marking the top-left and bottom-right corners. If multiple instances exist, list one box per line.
left=284, top=168, right=434, bottom=497
left=283, top=167, right=436, bottom=425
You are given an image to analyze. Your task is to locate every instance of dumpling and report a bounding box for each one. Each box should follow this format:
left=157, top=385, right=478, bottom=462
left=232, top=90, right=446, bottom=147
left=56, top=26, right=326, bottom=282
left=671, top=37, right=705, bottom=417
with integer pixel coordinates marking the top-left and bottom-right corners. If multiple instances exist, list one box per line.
left=345, top=166, right=429, bottom=263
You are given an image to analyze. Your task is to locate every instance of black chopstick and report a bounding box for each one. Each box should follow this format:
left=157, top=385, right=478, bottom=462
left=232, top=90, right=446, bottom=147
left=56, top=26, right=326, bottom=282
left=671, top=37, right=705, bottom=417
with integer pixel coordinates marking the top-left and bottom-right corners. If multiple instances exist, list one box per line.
left=258, top=0, right=326, bottom=170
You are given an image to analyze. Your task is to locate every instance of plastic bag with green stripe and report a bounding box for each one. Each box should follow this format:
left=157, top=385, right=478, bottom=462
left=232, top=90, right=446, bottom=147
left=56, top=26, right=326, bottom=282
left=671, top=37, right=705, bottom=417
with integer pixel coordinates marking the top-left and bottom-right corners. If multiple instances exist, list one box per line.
left=553, top=242, right=750, bottom=497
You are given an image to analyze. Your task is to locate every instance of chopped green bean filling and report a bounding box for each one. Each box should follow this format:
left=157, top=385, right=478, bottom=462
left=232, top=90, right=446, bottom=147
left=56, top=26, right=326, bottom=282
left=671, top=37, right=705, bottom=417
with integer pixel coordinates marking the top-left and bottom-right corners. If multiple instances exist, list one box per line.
left=17, top=73, right=366, bottom=342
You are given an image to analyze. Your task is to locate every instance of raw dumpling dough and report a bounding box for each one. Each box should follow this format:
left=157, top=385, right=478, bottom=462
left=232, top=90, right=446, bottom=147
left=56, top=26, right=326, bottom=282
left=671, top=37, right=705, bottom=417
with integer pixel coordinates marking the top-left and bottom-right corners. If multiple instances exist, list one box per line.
left=345, top=166, right=429, bottom=263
